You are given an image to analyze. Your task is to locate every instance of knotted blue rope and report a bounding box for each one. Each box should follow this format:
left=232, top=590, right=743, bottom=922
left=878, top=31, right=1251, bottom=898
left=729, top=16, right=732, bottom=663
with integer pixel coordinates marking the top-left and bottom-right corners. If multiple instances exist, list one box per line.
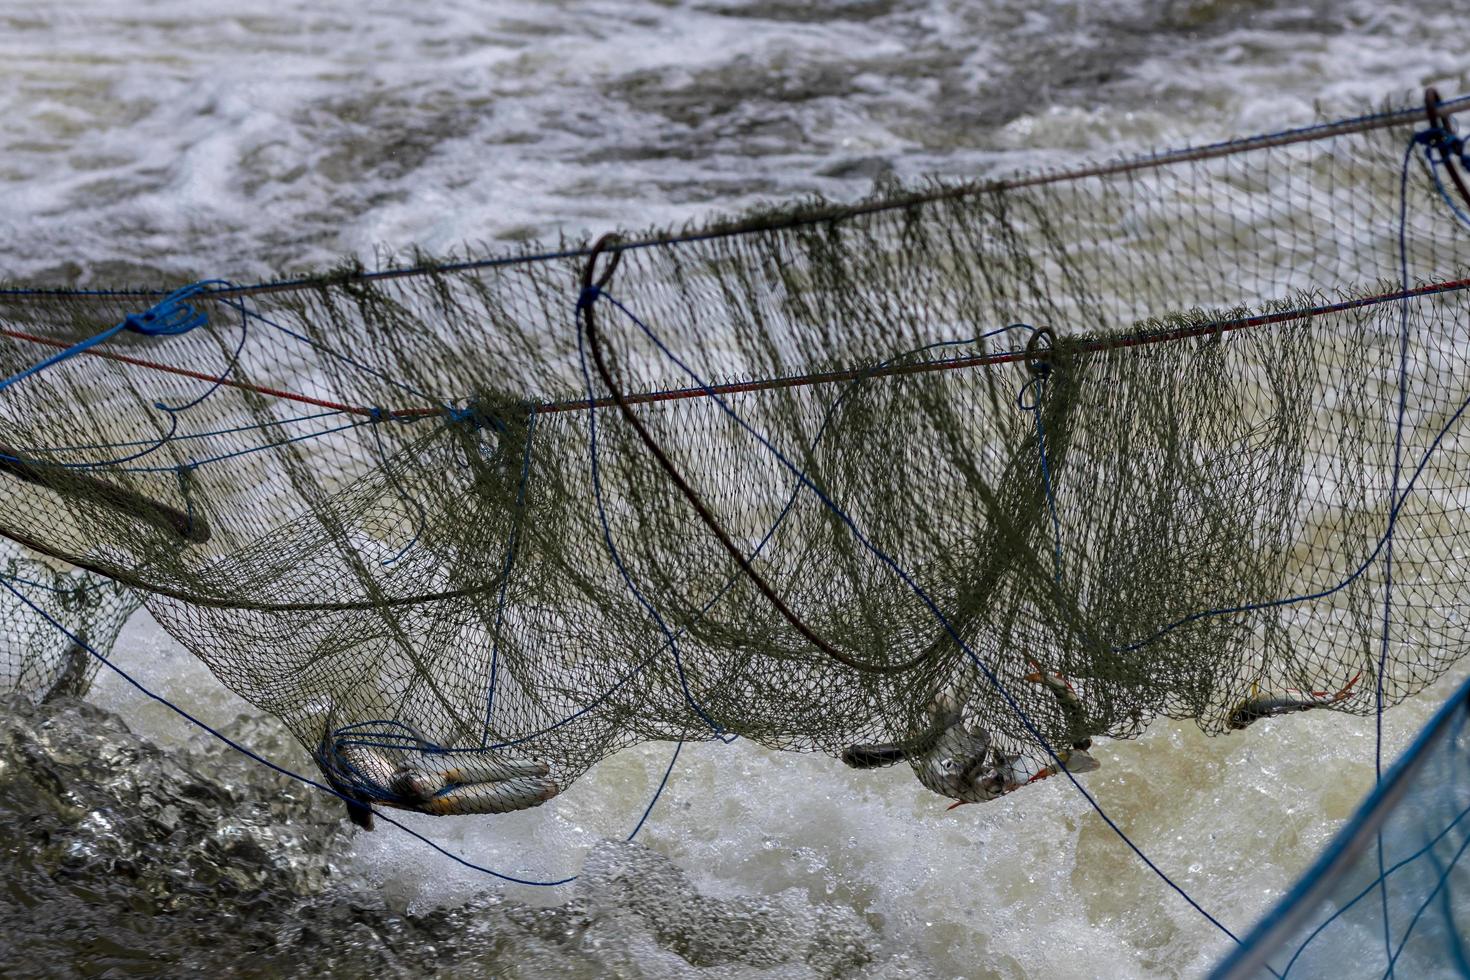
left=1419, top=126, right=1470, bottom=231
left=0, top=281, right=220, bottom=395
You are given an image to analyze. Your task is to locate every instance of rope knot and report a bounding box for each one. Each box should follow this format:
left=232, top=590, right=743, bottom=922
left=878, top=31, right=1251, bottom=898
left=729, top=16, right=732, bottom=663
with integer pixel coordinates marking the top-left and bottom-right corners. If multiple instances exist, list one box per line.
left=1023, top=325, right=1056, bottom=380
left=123, top=284, right=210, bottom=337
left=1418, top=125, right=1467, bottom=164
left=576, top=285, right=603, bottom=311
left=444, top=401, right=507, bottom=432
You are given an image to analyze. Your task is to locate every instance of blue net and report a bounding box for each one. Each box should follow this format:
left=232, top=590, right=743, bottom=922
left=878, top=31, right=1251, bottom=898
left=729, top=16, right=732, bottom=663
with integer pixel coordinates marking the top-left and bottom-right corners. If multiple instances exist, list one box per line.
left=1214, top=675, right=1470, bottom=979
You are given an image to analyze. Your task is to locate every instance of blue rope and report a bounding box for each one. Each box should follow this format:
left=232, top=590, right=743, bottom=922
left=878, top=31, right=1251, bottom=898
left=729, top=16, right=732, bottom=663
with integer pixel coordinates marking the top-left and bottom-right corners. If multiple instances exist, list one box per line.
left=1379, top=817, right=1470, bottom=978
left=0, top=281, right=221, bottom=395
left=1426, top=151, right=1470, bottom=232
left=583, top=288, right=1256, bottom=953
left=1018, top=374, right=1064, bottom=584
left=114, top=418, right=381, bottom=473
left=1279, top=798, right=1470, bottom=975
left=1109, top=372, right=1470, bottom=657
left=576, top=320, right=733, bottom=743
left=1372, top=135, right=1421, bottom=977
left=238, top=303, right=506, bottom=432
left=1430, top=837, right=1470, bottom=976
left=480, top=411, right=539, bottom=747
left=9, top=407, right=349, bottom=454
left=369, top=417, right=429, bottom=566
left=0, top=282, right=254, bottom=472
left=240, top=304, right=441, bottom=407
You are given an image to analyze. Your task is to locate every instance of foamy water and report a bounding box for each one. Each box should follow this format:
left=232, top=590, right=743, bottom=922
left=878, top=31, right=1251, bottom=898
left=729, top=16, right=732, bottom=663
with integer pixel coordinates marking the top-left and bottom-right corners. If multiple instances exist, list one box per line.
left=9, top=1, right=1470, bottom=976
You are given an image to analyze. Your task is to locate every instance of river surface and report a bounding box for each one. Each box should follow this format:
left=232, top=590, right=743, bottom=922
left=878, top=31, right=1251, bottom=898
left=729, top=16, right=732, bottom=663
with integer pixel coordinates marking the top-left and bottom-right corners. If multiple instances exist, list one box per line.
left=3, top=1, right=1470, bottom=977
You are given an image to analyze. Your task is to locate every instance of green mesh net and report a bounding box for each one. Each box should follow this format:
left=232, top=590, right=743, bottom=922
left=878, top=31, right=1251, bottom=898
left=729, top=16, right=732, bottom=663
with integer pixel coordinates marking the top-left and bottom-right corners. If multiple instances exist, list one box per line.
left=1, top=539, right=140, bottom=701
left=1, top=94, right=1468, bottom=818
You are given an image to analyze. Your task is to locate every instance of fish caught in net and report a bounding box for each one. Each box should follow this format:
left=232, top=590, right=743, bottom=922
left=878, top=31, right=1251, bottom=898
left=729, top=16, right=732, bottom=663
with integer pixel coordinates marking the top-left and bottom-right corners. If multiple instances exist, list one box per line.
left=1, top=90, right=1468, bottom=824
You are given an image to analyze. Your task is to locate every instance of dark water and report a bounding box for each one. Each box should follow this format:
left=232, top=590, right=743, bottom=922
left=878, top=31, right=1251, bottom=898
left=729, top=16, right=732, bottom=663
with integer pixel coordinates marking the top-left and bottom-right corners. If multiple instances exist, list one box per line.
left=0, top=696, right=897, bottom=978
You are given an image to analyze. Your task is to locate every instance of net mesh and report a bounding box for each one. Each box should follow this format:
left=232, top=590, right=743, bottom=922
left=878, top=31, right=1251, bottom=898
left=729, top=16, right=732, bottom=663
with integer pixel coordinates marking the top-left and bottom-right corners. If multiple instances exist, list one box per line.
left=0, top=538, right=139, bottom=701
left=1, top=96, right=1468, bottom=813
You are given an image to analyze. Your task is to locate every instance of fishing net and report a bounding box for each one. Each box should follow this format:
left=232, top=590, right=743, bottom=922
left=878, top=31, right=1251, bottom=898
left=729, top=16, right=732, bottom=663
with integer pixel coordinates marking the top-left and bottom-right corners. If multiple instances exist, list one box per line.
left=0, top=538, right=140, bottom=701
left=1, top=93, right=1468, bottom=815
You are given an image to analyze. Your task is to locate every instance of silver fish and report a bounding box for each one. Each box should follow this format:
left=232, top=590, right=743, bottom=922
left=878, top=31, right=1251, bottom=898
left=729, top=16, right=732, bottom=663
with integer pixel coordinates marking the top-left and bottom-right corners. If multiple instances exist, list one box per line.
left=421, top=775, right=560, bottom=815
left=317, top=721, right=559, bottom=826
left=840, top=690, right=1101, bottom=807
left=1227, top=672, right=1362, bottom=730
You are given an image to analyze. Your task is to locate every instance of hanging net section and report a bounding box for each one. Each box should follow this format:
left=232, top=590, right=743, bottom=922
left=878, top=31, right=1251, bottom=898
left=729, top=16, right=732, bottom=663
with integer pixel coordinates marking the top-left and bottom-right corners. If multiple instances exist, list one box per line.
left=1, top=91, right=1469, bottom=819
left=0, top=537, right=140, bottom=702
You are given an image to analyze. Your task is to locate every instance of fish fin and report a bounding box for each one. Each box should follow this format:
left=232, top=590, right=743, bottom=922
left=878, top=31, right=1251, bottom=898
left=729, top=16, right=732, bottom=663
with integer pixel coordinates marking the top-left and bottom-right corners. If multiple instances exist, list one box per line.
left=1059, top=750, right=1100, bottom=774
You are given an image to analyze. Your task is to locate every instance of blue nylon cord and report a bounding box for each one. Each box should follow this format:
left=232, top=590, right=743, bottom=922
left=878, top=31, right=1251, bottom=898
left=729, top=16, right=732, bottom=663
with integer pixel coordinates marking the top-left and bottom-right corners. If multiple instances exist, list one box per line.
left=480, top=411, right=540, bottom=747
left=1372, top=134, right=1419, bottom=980
left=369, top=418, right=430, bottom=566
left=576, top=320, right=733, bottom=743
left=1278, top=798, right=1470, bottom=976
left=159, top=290, right=251, bottom=415
left=1018, top=374, right=1065, bottom=584
left=0, top=281, right=221, bottom=393
left=239, top=304, right=439, bottom=403
left=0, top=573, right=110, bottom=595
left=1433, top=837, right=1470, bottom=977
left=1379, top=817, right=1470, bottom=978
left=115, top=418, right=380, bottom=473
left=11, top=407, right=348, bottom=454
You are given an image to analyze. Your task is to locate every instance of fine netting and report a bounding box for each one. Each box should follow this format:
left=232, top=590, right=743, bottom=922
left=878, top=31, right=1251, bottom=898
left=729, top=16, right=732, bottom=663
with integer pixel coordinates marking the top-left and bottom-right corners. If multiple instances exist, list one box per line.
left=0, top=538, right=140, bottom=701
left=1, top=94, right=1468, bottom=814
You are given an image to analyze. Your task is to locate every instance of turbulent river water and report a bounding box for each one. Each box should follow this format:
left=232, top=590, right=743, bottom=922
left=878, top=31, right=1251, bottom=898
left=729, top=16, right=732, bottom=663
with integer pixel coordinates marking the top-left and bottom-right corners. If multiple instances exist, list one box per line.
left=4, top=1, right=1470, bottom=977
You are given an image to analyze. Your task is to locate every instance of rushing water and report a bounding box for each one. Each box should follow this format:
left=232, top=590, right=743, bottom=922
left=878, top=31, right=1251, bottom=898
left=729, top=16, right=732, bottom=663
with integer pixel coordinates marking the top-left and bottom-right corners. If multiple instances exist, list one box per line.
left=4, top=1, right=1470, bottom=976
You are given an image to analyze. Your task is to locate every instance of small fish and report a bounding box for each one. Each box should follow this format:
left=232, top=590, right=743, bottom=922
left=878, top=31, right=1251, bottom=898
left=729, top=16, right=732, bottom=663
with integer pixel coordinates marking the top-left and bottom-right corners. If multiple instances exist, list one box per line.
left=39, top=641, right=92, bottom=704
left=840, top=692, right=959, bottom=770
left=318, top=739, right=389, bottom=830
left=945, top=746, right=1101, bottom=810
left=1024, top=659, right=1093, bottom=750
left=910, top=695, right=998, bottom=803
left=1227, top=672, right=1362, bottom=730
left=840, top=689, right=1102, bottom=809
left=421, top=776, right=561, bottom=815
left=840, top=743, right=909, bottom=769
left=316, top=719, right=559, bottom=826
